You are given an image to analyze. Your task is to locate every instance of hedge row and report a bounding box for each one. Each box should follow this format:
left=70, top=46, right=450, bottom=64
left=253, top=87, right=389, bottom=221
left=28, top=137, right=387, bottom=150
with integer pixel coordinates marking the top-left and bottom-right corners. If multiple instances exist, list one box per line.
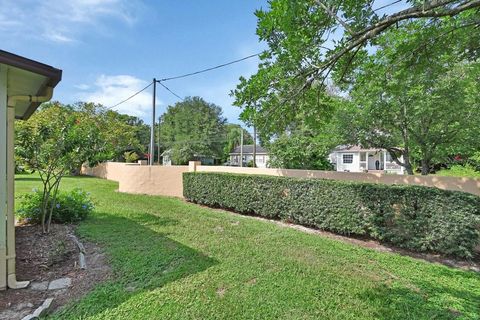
left=183, top=172, right=480, bottom=258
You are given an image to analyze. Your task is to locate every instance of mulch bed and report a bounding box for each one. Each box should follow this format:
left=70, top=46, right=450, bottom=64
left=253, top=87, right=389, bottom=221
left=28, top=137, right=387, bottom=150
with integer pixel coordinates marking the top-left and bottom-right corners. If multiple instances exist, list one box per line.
left=0, top=224, right=111, bottom=320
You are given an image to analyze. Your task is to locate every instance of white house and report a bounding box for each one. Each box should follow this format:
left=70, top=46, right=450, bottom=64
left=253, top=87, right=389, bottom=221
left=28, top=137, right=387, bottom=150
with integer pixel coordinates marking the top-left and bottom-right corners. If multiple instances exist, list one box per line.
left=0, top=50, right=62, bottom=290
left=229, top=145, right=270, bottom=168
left=329, top=145, right=404, bottom=175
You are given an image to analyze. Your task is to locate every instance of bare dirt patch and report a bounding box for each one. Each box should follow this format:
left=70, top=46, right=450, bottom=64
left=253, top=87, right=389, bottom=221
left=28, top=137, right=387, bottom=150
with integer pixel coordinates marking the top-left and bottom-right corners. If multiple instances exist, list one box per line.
left=0, top=224, right=111, bottom=320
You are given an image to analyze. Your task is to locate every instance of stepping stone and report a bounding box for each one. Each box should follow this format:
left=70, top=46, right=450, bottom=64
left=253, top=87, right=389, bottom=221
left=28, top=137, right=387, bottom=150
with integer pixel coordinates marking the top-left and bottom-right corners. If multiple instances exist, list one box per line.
left=48, top=277, right=71, bottom=290
left=30, top=281, right=49, bottom=291
left=15, top=302, right=34, bottom=311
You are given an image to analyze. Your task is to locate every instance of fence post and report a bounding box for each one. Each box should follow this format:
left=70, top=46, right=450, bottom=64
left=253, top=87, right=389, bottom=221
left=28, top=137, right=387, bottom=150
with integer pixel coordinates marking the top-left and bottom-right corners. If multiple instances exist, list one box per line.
left=189, top=161, right=201, bottom=172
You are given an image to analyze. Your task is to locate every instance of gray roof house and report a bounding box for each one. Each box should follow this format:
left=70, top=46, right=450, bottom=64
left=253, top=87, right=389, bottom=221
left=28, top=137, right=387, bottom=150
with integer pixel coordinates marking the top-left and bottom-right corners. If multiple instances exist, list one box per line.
left=229, top=145, right=270, bottom=168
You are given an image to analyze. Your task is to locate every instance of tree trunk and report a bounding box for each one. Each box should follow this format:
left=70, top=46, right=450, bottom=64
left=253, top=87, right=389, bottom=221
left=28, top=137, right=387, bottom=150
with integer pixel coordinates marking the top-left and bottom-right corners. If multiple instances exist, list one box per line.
left=403, top=153, right=414, bottom=175
left=421, top=159, right=430, bottom=175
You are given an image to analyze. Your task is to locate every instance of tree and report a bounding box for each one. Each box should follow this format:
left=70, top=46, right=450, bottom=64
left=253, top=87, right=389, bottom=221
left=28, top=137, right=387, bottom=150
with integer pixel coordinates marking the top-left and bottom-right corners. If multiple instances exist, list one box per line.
left=72, top=102, right=147, bottom=170
left=233, top=0, right=480, bottom=134
left=110, top=112, right=150, bottom=158
left=159, top=97, right=227, bottom=164
left=222, top=124, right=254, bottom=162
left=340, top=20, right=480, bottom=175
left=266, top=127, right=336, bottom=170
left=15, top=102, right=147, bottom=232
left=15, top=103, right=104, bottom=232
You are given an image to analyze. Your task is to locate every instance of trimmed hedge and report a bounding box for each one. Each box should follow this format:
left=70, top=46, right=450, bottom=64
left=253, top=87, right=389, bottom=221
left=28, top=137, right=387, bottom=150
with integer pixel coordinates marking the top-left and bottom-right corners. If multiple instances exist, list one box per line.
left=183, top=172, right=480, bottom=258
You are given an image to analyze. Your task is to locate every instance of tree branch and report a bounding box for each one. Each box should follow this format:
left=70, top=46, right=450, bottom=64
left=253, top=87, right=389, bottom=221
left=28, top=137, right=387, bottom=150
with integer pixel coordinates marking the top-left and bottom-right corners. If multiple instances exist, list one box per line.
left=316, top=0, right=354, bottom=34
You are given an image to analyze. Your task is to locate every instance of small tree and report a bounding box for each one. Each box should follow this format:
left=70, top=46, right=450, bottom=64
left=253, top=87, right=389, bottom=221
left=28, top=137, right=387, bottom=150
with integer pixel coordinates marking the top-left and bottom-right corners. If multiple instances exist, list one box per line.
left=15, top=103, right=106, bottom=233
left=124, top=151, right=139, bottom=163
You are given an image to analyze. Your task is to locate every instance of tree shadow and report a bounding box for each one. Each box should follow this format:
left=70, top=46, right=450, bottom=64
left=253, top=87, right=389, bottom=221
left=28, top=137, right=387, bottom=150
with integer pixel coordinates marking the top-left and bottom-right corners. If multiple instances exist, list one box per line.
left=14, top=175, right=42, bottom=182
left=358, top=274, right=480, bottom=319
left=53, top=212, right=217, bottom=318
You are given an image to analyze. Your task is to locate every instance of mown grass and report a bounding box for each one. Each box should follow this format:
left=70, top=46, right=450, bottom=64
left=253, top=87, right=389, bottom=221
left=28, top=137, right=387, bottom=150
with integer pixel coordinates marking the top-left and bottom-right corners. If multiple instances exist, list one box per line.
left=436, top=165, right=480, bottom=178
left=15, top=174, right=480, bottom=320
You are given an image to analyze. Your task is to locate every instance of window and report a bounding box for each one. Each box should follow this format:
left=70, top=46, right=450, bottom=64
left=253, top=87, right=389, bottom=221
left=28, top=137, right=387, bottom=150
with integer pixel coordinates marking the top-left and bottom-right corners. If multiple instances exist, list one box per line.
left=386, top=152, right=392, bottom=162
left=360, top=152, right=366, bottom=162
left=342, top=154, right=353, bottom=164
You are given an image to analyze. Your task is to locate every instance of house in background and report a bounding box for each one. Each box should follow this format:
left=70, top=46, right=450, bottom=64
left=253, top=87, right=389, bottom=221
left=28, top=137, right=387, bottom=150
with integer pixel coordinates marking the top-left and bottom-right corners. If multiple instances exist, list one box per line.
left=329, top=145, right=404, bottom=175
left=229, top=145, right=270, bottom=168
left=0, top=50, right=62, bottom=290
left=161, top=149, right=217, bottom=166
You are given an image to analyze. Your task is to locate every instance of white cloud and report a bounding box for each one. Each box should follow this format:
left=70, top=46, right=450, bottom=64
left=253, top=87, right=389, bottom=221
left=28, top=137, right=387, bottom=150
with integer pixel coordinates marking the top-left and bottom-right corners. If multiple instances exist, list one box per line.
left=78, top=74, right=158, bottom=119
left=0, top=0, right=142, bottom=43
left=74, top=83, right=91, bottom=90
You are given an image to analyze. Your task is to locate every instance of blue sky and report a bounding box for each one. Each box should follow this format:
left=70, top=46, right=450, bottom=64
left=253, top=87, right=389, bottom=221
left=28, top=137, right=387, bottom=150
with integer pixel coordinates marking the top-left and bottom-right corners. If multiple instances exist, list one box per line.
left=0, top=0, right=406, bottom=126
left=0, top=0, right=268, bottom=125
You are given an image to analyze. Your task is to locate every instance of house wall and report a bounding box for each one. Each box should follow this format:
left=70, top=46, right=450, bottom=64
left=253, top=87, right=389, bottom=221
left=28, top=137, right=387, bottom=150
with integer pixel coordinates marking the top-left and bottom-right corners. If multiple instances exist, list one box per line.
left=230, top=154, right=270, bottom=168
left=0, top=65, right=7, bottom=290
left=331, top=151, right=405, bottom=175
left=335, top=152, right=361, bottom=172
left=83, top=162, right=480, bottom=199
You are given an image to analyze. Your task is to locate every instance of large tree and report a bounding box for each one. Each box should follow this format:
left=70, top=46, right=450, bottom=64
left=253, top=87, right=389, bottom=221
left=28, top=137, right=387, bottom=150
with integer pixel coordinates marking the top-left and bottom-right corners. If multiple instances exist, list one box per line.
left=340, top=20, right=480, bottom=175
left=159, top=97, right=227, bottom=164
left=233, top=0, right=480, bottom=134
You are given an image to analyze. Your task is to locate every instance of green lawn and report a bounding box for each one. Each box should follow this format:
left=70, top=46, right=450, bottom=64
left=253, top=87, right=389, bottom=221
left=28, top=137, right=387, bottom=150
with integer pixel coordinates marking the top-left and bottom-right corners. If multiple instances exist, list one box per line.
left=15, top=174, right=480, bottom=320
left=436, top=165, right=480, bottom=179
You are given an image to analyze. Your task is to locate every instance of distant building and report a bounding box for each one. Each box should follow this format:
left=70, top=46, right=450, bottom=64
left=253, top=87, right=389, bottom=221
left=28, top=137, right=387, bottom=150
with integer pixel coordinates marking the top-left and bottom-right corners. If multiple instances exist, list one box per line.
left=161, top=149, right=216, bottom=166
left=229, top=145, right=270, bottom=168
left=329, top=145, right=404, bottom=174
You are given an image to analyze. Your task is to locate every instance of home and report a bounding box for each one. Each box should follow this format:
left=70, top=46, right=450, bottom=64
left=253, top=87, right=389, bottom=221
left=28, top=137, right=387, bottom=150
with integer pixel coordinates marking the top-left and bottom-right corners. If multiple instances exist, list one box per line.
left=161, top=149, right=217, bottom=166
left=0, top=50, right=62, bottom=290
left=329, top=145, right=404, bottom=174
left=229, top=145, right=270, bottom=168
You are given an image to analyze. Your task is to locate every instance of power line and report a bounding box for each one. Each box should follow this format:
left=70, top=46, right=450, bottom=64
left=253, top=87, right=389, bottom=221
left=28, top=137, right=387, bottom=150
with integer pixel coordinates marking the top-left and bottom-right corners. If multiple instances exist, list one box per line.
left=107, top=81, right=153, bottom=110
left=158, top=53, right=261, bottom=82
left=105, top=52, right=262, bottom=111
left=372, top=0, right=403, bottom=12
left=157, top=81, right=184, bottom=101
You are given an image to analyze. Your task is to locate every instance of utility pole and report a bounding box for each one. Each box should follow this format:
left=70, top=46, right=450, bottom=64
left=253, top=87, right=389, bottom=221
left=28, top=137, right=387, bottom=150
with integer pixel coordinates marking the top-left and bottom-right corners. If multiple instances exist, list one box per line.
left=149, top=78, right=156, bottom=166
left=157, top=117, right=161, bottom=165
left=252, top=126, right=257, bottom=168
left=240, top=129, right=244, bottom=167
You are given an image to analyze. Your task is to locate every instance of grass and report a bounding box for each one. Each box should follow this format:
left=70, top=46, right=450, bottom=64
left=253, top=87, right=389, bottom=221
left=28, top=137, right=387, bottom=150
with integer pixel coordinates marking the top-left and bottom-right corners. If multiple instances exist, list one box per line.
left=15, top=174, right=480, bottom=320
left=436, top=165, right=480, bottom=178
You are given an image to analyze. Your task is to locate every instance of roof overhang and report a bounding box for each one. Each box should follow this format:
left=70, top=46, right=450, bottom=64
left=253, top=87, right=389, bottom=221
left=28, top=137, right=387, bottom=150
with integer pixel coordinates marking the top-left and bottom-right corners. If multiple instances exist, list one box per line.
left=0, top=50, right=62, bottom=120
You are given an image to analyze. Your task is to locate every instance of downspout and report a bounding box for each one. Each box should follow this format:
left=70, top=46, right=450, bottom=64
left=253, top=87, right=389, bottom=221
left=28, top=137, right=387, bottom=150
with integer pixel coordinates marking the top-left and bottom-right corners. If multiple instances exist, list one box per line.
left=6, top=105, right=28, bottom=289
left=5, top=87, right=53, bottom=289
left=8, top=86, right=53, bottom=107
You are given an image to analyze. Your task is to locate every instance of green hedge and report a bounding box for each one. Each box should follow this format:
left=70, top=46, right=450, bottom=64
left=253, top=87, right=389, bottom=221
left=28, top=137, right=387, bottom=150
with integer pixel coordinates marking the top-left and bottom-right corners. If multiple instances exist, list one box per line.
left=183, top=172, right=480, bottom=258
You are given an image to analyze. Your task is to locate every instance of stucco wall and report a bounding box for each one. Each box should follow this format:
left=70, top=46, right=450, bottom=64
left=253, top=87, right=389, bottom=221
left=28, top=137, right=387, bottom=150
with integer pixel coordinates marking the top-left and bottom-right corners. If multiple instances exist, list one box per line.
left=83, top=162, right=480, bottom=198
left=82, top=162, right=188, bottom=198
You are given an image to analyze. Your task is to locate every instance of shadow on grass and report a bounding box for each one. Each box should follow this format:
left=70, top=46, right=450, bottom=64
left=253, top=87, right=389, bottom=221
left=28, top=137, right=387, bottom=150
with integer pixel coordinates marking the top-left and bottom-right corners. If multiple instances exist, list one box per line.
left=14, top=175, right=42, bottom=182
left=53, top=212, right=217, bottom=319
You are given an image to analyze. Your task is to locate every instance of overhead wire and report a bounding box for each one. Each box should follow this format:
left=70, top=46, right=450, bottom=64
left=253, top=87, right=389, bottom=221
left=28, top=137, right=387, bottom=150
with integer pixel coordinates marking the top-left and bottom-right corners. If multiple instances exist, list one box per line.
left=372, top=0, right=403, bottom=12
left=107, top=52, right=262, bottom=110
left=106, top=81, right=154, bottom=110
left=158, top=53, right=261, bottom=82
left=157, top=81, right=185, bottom=101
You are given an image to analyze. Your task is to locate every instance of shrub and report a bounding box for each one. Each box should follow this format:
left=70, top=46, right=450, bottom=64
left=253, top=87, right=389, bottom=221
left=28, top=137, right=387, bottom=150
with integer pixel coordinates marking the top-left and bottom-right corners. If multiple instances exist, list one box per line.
left=124, top=151, right=139, bottom=163
left=183, top=172, right=480, bottom=258
left=17, top=188, right=94, bottom=224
